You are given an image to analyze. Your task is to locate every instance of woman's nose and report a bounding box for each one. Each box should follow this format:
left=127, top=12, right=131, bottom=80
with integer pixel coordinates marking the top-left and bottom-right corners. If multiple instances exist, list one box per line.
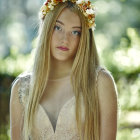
left=61, top=32, right=69, bottom=44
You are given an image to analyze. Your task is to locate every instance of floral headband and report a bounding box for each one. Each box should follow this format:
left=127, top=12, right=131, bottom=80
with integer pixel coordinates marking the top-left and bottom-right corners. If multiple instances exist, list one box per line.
left=40, top=0, right=97, bottom=30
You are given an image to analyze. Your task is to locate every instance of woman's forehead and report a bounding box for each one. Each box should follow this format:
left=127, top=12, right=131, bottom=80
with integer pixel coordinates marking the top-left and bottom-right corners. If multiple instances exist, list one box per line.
left=56, top=8, right=81, bottom=27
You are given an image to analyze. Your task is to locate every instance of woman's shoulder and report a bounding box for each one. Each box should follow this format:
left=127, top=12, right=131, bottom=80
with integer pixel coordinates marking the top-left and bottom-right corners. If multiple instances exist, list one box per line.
left=96, top=66, right=114, bottom=84
left=96, top=66, right=118, bottom=104
left=96, top=66, right=118, bottom=138
left=11, top=71, right=31, bottom=90
left=11, top=71, right=32, bottom=106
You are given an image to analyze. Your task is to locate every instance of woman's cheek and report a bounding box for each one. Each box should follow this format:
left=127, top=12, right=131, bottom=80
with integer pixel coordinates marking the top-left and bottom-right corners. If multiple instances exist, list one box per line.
left=74, top=37, right=80, bottom=48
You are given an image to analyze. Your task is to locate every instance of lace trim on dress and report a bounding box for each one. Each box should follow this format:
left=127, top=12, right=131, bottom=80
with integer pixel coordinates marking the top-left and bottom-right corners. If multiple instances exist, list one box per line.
left=17, top=73, right=31, bottom=105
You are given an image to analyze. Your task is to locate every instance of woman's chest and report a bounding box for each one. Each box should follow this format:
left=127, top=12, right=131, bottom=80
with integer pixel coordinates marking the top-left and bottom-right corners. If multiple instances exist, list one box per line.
left=32, top=96, right=80, bottom=140
left=40, top=94, right=75, bottom=132
left=39, top=80, right=75, bottom=132
left=32, top=95, right=85, bottom=140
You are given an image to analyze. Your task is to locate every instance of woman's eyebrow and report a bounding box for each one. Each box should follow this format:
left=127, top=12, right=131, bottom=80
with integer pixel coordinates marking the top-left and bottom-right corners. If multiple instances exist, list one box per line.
left=56, top=20, right=82, bottom=29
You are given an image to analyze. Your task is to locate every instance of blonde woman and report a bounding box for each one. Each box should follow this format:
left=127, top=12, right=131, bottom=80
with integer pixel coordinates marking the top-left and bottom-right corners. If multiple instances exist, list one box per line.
left=10, top=0, right=118, bottom=140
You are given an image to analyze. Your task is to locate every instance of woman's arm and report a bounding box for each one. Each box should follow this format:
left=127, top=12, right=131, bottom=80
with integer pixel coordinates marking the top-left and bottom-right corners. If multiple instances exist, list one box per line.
left=10, top=78, right=24, bottom=140
left=97, top=69, right=118, bottom=140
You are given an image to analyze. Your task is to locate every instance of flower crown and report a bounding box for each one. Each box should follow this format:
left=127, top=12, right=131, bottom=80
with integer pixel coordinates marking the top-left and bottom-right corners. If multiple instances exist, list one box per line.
left=40, top=0, right=97, bottom=30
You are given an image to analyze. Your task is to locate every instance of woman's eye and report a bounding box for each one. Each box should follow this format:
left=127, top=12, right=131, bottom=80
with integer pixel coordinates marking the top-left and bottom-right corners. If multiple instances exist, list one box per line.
left=54, top=25, right=62, bottom=31
left=72, top=31, right=81, bottom=36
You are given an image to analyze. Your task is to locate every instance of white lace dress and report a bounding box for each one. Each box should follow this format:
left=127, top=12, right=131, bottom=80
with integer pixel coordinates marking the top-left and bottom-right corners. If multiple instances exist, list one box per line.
left=17, top=67, right=104, bottom=140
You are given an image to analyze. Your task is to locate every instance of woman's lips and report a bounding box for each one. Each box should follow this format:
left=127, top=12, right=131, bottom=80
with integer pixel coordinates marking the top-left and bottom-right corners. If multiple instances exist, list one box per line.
left=57, top=46, right=69, bottom=51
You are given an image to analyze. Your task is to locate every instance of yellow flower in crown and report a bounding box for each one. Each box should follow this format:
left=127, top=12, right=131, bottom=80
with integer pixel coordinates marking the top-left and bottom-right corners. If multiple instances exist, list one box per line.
left=40, top=0, right=97, bottom=30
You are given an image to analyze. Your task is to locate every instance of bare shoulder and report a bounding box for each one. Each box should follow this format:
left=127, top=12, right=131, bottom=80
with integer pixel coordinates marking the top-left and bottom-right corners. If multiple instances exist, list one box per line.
left=97, top=68, right=118, bottom=99
left=97, top=68, right=118, bottom=139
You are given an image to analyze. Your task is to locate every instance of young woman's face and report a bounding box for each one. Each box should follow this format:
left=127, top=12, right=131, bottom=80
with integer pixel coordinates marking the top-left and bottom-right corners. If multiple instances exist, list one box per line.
left=50, top=8, right=82, bottom=62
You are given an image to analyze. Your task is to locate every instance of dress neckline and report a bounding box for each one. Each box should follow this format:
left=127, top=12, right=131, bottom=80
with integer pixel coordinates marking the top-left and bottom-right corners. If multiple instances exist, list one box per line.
left=39, top=95, right=75, bottom=134
left=48, top=74, right=71, bottom=81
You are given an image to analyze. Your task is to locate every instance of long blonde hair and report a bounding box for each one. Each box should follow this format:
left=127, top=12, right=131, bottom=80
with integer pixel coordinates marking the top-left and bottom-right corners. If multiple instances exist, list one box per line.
left=23, top=2, right=100, bottom=140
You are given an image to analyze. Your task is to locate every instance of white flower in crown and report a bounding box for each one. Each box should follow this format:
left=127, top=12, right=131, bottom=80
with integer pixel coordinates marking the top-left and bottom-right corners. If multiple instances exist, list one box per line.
left=92, top=23, right=96, bottom=31
left=83, top=11, right=88, bottom=17
left=86, top=8, right=95, bottom=15
left=92, top=26, right=95, bottom=31
left=83, top=0, right=89, bottom=3
left=48, top=3, right=54, bottom=10
left=76, top=0, right=89, bottom=3
left=76, top=0, right=84, bottom=4
left=40, top=0, right=96, bottom=29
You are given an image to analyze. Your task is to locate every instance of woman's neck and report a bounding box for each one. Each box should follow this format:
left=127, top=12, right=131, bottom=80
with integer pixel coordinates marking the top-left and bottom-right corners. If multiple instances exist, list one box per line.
left=49, top=58, right=73, bottom=80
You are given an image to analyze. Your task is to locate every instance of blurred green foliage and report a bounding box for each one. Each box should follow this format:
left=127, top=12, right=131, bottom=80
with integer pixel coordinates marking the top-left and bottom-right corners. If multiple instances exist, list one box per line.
left=0, top=45, right=34, bottom=77
left=117, top=128, right=140, bottom=140
left=0, top=0, right=140, bottom=140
